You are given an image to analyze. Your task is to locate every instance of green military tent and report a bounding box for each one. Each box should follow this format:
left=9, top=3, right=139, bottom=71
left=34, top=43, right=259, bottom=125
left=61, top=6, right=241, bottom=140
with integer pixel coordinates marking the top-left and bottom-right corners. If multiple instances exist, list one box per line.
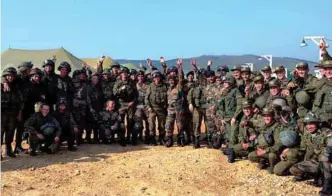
left=1, top=47, right=84, bottom=74
left=82, top=56, right=115, bottom=70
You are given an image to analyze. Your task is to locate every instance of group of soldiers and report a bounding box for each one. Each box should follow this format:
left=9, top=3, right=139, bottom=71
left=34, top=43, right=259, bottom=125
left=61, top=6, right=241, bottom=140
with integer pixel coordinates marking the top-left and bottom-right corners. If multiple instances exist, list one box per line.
left=1, top=43, right=332, bottom=195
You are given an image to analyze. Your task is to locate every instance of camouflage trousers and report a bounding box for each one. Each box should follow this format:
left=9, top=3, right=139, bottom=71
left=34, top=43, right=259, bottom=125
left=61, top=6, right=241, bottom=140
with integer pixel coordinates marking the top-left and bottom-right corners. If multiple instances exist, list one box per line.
left=119, top=102, right=134, bottom=140
left=248, top=150, right=279, bottom=168
left=133, top=104, right=149, bottom=139
left=148, top=107, right=166, bottom=139
left=1, top=112, right=18, bottom=152
left=165, top=108, right=185, bottom=137
left=205, top=104, right=216, bottom=137
left=28, top=132, right=59, bottom=153
left=274, top=148, right=303, bottom=176
left=72, top=102, right=87, bottom=144
left=192, top=108, right=206, bottom=137
left=289, top=159, right=319, bottom=178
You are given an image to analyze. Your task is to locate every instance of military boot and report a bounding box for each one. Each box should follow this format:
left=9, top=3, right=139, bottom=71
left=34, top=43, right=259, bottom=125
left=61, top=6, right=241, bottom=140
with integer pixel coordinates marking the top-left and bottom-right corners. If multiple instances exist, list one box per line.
left=158, top=134, right=165, bottom=145
left=320, top=178, right=332, bottom=196
left=257, top=159, right=268, bottom=170
left=120, top=137, right=127, bottom=147
left=177, top=135, right=185, bottom=147
left=150, top=136, right=157, bottom=146
left=193, top=136, right=201, bottom=149
left=313, top=169, right=324, bottom=187
left=6, top=144, right=16, bottom=158
left=164, top=136, right=173, bottom=148
left=131, top=134, right=138, bottom=146
left=207, top=135, right=213, bottom=148
left=227, top=148, right=235, bottom=163
left=144, top=135, right=151, bottom=145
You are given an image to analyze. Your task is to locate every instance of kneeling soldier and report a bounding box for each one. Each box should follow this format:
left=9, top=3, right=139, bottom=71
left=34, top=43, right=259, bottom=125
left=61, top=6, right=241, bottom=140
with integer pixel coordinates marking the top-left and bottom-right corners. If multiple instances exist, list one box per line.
left=99, top=100, right=120, bottom=145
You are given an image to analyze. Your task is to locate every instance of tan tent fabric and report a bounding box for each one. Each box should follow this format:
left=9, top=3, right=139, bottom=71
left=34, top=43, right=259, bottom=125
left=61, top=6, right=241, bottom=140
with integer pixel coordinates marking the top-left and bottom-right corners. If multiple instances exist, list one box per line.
left=82, top=56, right=115, bottom=70
left=1, top=47, right=83, bottom=74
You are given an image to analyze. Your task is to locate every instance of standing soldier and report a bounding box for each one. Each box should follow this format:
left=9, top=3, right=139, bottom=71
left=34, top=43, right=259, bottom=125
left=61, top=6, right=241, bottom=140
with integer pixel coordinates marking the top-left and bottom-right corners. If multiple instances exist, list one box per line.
left=41, top=59, right=58, bottom=110
left=99, top=100, right=120, bottom=145
left=248, top=108, right=283, bottom=174
left=230, top=65, right=243, bottom=87
left=100, top=68, right=114, bottom=104
left=145, top=70, right=168, bottom=145
left=86, top=73, right=103, bottom=143
left=72, top=69, right=88, bottom=145
left=164, top=58, right=186, bottom=147
left=56, top=62, right=74, bottom=110
left=274, top=66, right=288, bottom=87
left=183, top=70, right=195, bottom=144
left=113, top=67, right=137, bottom=145
left=1, top=67, right=23, bottom=158
left=134, top=70, right=150, bottom=143
left=261, top=65, right=275, bottom=90
left=129, top=69, right=137, bottom=82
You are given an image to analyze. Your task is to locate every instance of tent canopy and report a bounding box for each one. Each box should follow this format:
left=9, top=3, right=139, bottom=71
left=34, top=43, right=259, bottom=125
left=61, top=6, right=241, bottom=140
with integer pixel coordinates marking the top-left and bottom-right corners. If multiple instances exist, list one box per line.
left=1, top=47, right=84, bottom=74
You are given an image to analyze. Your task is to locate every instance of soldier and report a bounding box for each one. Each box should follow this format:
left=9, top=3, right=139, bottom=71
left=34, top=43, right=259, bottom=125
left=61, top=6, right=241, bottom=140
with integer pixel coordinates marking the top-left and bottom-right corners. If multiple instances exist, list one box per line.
left=99, top=100, right=120, bottom=145
left=72, top=69, right=89, bottom=145
left=238, top=67, right=254, bottom=98
left=230, top=65, right=243, bottom=87
left=24, top=103, right=61, bottom=156
left=248, top=108, right=283, bottom=174
left=134, top=70, right=150, bottom=143
left=129, top=69, right=137, bottom=82
left=265, top=79, right=293, bottom=109
left=248, top=75, right=269, bottom=108
left=227, top=100, right=261, bottom=163
left=274, top=65, right=289, bottom=87
left=183, top=70, right=195, bottom=144
left=215, top=74, right=242, bottom=148
left=56, top=62, right=74, bottom=110
left=41, top=59, right=58, bottom=110
left=53, top=98, right=78, bottom=151
left=86, top=73, right=103, bottom=144
left=289, top=113, right=331, bottom=186
left=100, top=68, right=114, bottom=104
left=216, top=65, right=229, bottom=78
left=164, top=58, right=186, bottom=147
left=313, top=60, right=332, bottom=125
left=1, top=67, right=23, bottom=158
left=261, top=65, right=275, bottom=89
left=113, top=67, right=137, bottom=145
left=145, top=70, right=168, bottom=145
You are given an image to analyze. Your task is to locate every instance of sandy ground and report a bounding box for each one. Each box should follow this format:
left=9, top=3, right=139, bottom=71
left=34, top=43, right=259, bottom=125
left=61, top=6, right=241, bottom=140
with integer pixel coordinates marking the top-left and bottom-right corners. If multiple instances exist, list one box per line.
left=1, top=142, right=320, bottom=196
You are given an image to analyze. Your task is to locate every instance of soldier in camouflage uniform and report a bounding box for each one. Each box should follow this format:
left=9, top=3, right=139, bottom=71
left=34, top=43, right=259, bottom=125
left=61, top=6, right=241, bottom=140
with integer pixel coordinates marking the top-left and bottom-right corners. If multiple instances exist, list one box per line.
left=134, top=70, right=150, bottom=143
left=274, top=65, right=289, bottom=87
left=56, top=62, right=74, bottom=110
left=100, top=68, right=115, bottom=105
left=53, top=98, right=78, bottom=151
left=230, top=65, right=244, bottom=87
left=261, top=65, right=276, bottom=90
left=41, top=59, right=58, bottom=110
left=227, top=100, right=261, bottom=163
left=113, top=67, right=137, bottom=145
left=265, top=79, right=293, bottom=109
left=164, top=59, right=186, bottom=147
left=24, top=104, right=62, bottom=156
left=99, top=100, right=120, bottom=145
left=86, top=73, right=103, bottom=143
left=72, top=69, right=89, bottom=145
left=1, top=67, right=24, bottom=158
left=248, top=108, right=283, bottom=174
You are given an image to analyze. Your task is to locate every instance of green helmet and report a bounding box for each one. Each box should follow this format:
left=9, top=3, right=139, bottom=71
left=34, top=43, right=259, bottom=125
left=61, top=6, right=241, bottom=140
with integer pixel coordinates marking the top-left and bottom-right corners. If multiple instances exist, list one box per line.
left=303, top=112, right=320, bottom=123
left=279, top=130, right=298, bottom=147
left=242, top=99, right=253, bottom=108
left=261, top=65, right=271, bottom=72
left=254, top=95, right=268, bottom=109
left=224, top=74, right=236, bottom=85
left=2, top=66, right=17, bottom=77
left=268, top=79, right=280, bottom=88
left=321, top=60, right=332, bottom=68
left=295, top=90, right=310, bottom=105
left=272, top=97, right=287, bottom=108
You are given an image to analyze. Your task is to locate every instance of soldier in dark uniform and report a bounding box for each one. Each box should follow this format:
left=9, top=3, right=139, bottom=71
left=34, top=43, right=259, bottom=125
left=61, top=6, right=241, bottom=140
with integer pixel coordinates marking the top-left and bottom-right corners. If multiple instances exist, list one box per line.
left=113, top=67, right=137, bottom=145
left=99, top=100, right=120, bottom=144
left=1, top=67, right=24, bottom=158
left=24, top=103, right=62, bottom=156
left=41, top=59, right=58, bottom=110
left=56, top=62, right=74, bottom=110
left=53, top=98, right=78, bottom=151
left=86, top=73, right=103, bottom=143
left=129, top=69, right=137, bottom=82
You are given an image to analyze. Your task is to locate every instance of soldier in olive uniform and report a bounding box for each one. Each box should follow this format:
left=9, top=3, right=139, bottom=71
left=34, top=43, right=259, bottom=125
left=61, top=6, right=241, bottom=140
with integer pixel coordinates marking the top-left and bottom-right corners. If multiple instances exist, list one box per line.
left=129, top=69, right=137, bottom=82
left=265, top=79, right=293, bottom=109
left=274, top=66, right=289, bottom=87
left=248, top=108, right=283, bottom=174
left=113, top=67, right=137, bottom=145
left=56, top=62, right=74, bottom=110
left=145, top=70, right=168, bottom=145
left=230, top=65, right=243, bottom=87
left=227, top=100, right=261, bottom=163
left=53, top=98, right=78, bottom=151
left=261, top=65, right=276, bottom=90
left=24, top=104, right=62, bottom=156
left=247, top=75, right=269, bottom=107
left=99, top=100, right=120, bottom=144
left=238, top=67, right=254, bottom=98
left=1, top=67, right=24, bottom=158
left=100, top=69, right=115, bottom=104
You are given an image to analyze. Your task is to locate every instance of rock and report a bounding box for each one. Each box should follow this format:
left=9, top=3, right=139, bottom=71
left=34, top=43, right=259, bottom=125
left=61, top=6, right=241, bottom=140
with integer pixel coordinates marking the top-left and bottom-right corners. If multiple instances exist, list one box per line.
left=148, top=164, right=152, bottom=168
left=140, top=187, right=148, bottom=193
left=74, top=170, right=81, bottom=176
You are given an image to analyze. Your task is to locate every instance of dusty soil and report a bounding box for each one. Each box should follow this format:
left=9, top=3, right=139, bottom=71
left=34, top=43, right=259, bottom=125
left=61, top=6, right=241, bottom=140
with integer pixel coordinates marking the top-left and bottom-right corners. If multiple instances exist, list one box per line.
left=1, top=143, right=320, bottom=196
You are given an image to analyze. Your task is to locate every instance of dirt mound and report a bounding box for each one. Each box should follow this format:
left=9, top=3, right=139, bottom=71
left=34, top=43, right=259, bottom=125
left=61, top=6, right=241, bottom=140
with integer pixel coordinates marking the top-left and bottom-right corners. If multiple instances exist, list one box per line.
left=1, top=145, right=320, bottom=196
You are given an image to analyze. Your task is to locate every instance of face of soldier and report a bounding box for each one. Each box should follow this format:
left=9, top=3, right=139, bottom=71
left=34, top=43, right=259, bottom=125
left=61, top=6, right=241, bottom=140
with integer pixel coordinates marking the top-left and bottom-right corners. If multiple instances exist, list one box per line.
left=79, top=73, right=87, bottom=80
left=5, top=74, right=15, bottom=83
left=325, top=67, right=332, bottom=80
left=44, top=65, right=53, bottom=73
left=102, top=74, right=109, bottom=80
left=41, top=105, right=50, bottom=117
left=153, top=76, right=161, bottom=84
left=319, top=68, right=325, bottom=76
left=296, top=68, right=308, bottom=78
left=233, top=70, right=241, bottom=79
left=59, top=68, right=68, bottom=77
left=262, top=71, right=271, bottom=80
left=269, top=87, right=280, bottom=96
left=254, top=82, right=264, bottom=91
left=276, top=71, right=285, bottom=79
left=169, top=72, right=176, bottom=77
left=91, top=76, right=99, bottom=85
left=215, top=78, right=222, bottom=85
left=263, top=115, right=273, bottom=124
left=243, top=107, right=253, bottom=117
left=59, top=104, right=66, bottom=112
left=207, top=77, right=214, bottom=83
left=241, top=72, right=250, bottom=81
left=112, top=67, right=119, bottom=75
left=32, top=74, right=40, bottom=83
left=106, top=101, right=115, bottom=111
left=137, top=75, right=144, bottom=83
left=305, top=122, right=317, bottom=133
left=130, top=74, right=136, bottom=81
left=223, top=82, right=230, bottom=89
left=120, top=72, right=128, bottom=81
left=168, top=79, right=175, bottom=87
left=187, top=74, right=194, bottom=82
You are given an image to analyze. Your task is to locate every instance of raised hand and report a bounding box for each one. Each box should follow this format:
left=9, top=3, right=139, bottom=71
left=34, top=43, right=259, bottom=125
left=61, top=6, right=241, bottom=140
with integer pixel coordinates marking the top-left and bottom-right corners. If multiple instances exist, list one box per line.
left=82, top=61, right=87, bottom=68
left=191, top=59, right=197, bottom=69
left=160, top=57, right=165, bottom=64
left=207, top=60, right=212, bottom=66
left=147, top=58, right=153, bottom=67
left=52, top=55, right=57, bottom=62
left=177, top=57, right=183, bottom=67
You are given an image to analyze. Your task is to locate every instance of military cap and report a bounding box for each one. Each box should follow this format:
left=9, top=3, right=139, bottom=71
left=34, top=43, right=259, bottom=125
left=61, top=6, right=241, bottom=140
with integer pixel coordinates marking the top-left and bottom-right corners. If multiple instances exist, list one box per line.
left=58, top=61, right=71, bottom=72
left=262, top=108, right=274, bottom=115
left=91, top=73, right=100, bottom=77
left=253, top=75, right=264, bottom=83
left=18, top=61, right=34, bottom=72
left=242, top=99, right=253, bottom=108
left=303, top=112, right=320, bottom=123
left=42, top=59, right=55, bottom=68
left=273, top=65, right=285, bottom=73
left=321, top=60, right=332, bottom=68
left=119, top=67, right=129, bottom=74
left=217, top=65, right=229, bottom=72
left=296, top=62, right=309, bottom=69
left=223, top=74, right=236, bottom=85
left=111, top=62, right=121, bottom=69
left=268, top=79, right=280, bottom=88
left=137, top=70, right=145, bottom=76
left=231, top=65, right=242, bottom=71
left=29, top=68, right=43, bottom=76
left=2, top=66, right=17, bottom=76
left=241, top=67, right=251, bottom=73
left=261, top=65, right=272, bottom=72
left=129, top=69, right=137, bottom=75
